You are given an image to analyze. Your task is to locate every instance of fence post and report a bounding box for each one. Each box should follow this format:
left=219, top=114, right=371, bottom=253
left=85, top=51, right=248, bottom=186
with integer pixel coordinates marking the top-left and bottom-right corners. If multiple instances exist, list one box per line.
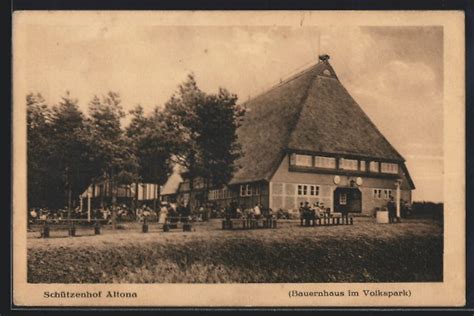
left=42, top=221, right=50, bottom=238
left=68, top=221, right=76, bottom=237
left=142, top=217, right=148, bottom=233
left=94, top=220, right=101, bottom=235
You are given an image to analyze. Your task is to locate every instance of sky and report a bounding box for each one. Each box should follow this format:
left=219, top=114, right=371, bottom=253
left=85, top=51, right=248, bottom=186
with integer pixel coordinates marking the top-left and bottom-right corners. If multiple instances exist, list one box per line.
left=15, top=13, right=444, bottom=202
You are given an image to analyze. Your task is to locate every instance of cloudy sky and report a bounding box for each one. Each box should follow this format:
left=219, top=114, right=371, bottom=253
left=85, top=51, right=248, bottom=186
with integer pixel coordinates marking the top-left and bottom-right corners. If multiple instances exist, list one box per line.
left=15, top=13, right=444, bottom=202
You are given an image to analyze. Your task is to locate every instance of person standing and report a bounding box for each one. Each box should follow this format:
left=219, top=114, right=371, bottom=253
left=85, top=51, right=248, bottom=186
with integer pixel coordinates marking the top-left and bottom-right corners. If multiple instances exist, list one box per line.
left=387, top=197, right=396, bottom=223
left=253, top=203, right=262, bottom=219
left=30, top=208, right=38, bottom=222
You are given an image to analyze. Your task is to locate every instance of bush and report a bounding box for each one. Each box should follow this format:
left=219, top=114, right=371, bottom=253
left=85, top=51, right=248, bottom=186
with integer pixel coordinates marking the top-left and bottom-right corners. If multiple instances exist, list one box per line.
left=412, top=202, right=443, bottom=220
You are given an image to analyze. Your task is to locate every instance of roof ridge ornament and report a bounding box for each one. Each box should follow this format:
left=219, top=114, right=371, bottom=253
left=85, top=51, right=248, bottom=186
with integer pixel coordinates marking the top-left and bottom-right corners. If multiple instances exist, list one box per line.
left=319, top=54, right=330, bottom=62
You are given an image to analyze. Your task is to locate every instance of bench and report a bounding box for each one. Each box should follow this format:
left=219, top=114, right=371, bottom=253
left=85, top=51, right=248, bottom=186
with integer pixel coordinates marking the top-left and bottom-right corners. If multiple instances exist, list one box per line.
left=37, top=219, right=104, bottom=238
left=222, top=218, right=277, bottom=230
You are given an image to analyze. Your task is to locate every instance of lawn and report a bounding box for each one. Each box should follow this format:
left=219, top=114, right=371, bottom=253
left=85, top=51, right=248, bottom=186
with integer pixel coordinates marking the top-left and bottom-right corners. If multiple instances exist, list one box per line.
left=27, top=217, right=443, bottom=283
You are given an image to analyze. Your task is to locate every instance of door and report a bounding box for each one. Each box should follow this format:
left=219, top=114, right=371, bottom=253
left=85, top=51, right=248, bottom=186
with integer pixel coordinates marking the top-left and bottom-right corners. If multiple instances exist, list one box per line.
left=333, top=188, right=362, bottom=213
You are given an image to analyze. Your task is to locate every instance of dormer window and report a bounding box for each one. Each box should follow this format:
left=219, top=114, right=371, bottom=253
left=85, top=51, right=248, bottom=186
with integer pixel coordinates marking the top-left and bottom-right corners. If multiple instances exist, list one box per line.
left=315, top=156, right=336, bottom=168
left=340, top=158, right=358, bottom=170
left=369, top=161, right=379, bottom=173
left=381, top=162, right=399, bottom=174
left=290, top=154, right=312, bottom=167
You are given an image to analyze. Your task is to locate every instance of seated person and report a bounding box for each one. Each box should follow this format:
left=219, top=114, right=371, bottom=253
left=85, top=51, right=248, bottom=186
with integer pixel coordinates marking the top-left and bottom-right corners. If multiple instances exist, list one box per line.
left=235, top=207, right=243, bottom=219
left=313, top=203, right=322, bottom=219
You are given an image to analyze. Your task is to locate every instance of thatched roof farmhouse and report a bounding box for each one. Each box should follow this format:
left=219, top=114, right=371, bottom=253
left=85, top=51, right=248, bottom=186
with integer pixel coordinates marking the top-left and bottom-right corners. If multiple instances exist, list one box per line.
left=175, top=56, right=415, bottom=216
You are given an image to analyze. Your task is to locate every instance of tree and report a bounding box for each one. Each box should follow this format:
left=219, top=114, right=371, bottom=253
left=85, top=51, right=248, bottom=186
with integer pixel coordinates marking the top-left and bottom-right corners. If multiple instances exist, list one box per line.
left=195, top=88, right=245, bottom=189
left=49, top=92, right=92, bottom=218
left=27, top=93, right=55, bottom=208
left=127, top=105, right=174, bottom=212
left=163, top=74, right=245, bottom=209
left=85, top=92, right=139, bottom=229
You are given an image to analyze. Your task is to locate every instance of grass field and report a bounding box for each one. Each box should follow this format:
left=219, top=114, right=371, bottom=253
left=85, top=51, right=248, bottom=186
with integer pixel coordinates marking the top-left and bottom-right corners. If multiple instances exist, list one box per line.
left=27, top=217, right=443, bottom=283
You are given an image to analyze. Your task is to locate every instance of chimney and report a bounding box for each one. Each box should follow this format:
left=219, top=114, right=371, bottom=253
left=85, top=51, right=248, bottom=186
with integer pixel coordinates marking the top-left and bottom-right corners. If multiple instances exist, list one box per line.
left=319, top=54, right=330, bottom=62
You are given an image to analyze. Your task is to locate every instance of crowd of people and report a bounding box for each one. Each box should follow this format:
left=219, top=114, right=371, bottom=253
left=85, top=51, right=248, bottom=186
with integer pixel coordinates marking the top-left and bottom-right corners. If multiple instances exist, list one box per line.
left=28, top=206, right=88, bottom=223
left=218, top=202, right=275, bottom=221
left=298, top=201, right=336, bottom=222
left=28, top=204, right=156, bottom=225
left=29, top=197, right=414, bottom=228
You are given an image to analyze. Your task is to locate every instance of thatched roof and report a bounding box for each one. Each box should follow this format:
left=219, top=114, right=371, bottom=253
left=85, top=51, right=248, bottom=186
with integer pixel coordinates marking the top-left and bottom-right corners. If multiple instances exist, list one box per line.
left=230, top=60, right=408, bottom=185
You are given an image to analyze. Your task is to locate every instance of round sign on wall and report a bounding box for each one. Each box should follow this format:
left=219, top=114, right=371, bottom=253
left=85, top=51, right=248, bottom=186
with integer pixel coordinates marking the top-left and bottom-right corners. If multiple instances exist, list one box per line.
left=356, top=177, right=363, bottom=186
left=334, top=175, right=341, bottom=185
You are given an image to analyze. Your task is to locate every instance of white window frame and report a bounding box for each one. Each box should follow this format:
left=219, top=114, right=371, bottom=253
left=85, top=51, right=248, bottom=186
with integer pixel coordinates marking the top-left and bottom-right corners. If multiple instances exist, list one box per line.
left=240, top=184, right=254, bottom=197
left=381, top=162, right=399, bottom=174
left=373, top=188, right=392, bottom=200
left=339, top=193, right=347, bottom=205
left=246, top=185, right=252, bottom=196
left=373, top=189, right=381, bottom=199
left=369, top=161, right=380, bottom=173
left=340, top=158, right=358, bottom=170
left=314, top=156, right=336, bottom=169
left=360, top=161, right=366, bottom=171
left=297, top=184, right=320, bottom=197
left=294, top=154, right=313, bottom=167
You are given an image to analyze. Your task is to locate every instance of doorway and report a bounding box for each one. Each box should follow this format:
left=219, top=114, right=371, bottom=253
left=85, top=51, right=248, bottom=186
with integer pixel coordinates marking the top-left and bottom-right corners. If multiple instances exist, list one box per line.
left=333, top=188, right=362, bottom=213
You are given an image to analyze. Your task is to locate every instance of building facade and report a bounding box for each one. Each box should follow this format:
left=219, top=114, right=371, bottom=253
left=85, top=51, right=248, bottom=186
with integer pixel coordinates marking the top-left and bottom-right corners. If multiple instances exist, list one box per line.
left=175, top=56, right=415, bottom=215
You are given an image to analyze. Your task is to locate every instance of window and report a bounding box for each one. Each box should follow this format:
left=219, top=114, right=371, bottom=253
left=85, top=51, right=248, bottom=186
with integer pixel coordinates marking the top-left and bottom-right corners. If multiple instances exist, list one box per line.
left=297, top=185, right=307, bottom=196
left=294, top=154, right=313, bottom=167
left=383, top=190, right=393, bottom=199
left=381, top=162, right=399, bottom=174
left=209, top=189, right=217, bottom=200
left=297, top=184, right=320, bottom=196
left=373, top=189, right=381, bottom=199
left=360, top=161, right=366, bottom=171
left=240, top=184, right=258, bottom=197
left=315, top=156, right=336, bottom=168
left=369, top=161, right=379, bottom=172
left=240, top=184, right=251, bottom=197
left=373, top=188, right=392, bottom=200
left=340, top=158, right=358, bottom=170
left=339, top=193, right=347, bottom=205
left=246, top=185, right=252, bottom=196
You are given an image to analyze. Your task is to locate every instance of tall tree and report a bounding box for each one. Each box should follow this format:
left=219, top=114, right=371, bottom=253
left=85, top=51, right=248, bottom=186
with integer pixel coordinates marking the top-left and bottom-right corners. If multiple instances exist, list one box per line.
left=85, top=92, right=139, bottom=229
left=195, top=88, right=245, bottom=189
left=27, top=93, right=56, bottom=208
left=163, top=74, right=245, bottom=209
left=127, top=105, right=174, bottom=211
left=49, top=92, right=91, bottom=218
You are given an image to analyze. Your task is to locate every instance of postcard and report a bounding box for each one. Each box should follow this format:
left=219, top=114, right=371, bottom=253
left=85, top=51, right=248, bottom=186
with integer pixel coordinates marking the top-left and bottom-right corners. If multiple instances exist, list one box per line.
left=12, top=10, right=465, bottom=307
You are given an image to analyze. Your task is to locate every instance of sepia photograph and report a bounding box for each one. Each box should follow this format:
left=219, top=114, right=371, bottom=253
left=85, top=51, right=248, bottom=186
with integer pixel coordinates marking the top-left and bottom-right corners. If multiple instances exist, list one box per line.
left=12, top=11, right=465, bottom=307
